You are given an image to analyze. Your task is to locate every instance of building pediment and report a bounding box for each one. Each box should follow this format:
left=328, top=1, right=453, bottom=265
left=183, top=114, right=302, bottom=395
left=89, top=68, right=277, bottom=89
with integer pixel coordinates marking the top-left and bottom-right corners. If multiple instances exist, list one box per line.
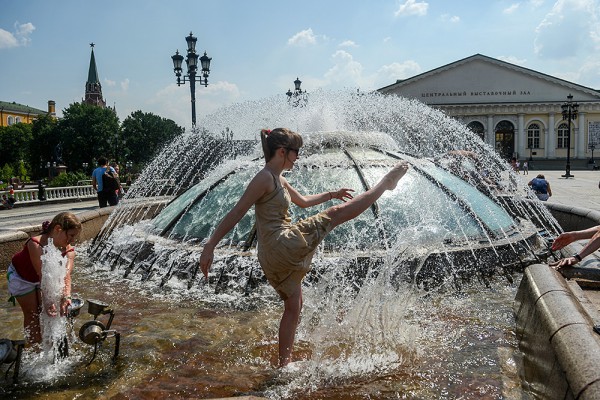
left=378, top=54, right=600, bottom=105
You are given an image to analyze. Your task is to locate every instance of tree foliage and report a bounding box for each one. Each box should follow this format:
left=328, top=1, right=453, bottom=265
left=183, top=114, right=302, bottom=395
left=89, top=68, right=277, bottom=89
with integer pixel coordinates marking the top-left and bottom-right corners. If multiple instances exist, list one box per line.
left=29, top=114, right=59, bottom=177
left=0, top=122, right=32, bottom=166
left=2, top=103, right=184, bottom=181
left=121, top=111, right=184, bottom=165
left=59, top=103, right=121, bottom=171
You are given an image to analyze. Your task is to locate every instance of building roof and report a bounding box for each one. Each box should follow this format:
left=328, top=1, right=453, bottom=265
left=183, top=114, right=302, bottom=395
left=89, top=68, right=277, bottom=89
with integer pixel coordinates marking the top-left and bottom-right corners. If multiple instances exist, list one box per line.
left=378, top=53, right=600, bottom=97
left=0, top=101, right=47, bottom=115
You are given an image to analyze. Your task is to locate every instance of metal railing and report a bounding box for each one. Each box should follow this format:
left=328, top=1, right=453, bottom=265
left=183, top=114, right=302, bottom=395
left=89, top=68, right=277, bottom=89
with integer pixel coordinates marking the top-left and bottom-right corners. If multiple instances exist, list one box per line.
left=1, top=185, right=97, bottom=204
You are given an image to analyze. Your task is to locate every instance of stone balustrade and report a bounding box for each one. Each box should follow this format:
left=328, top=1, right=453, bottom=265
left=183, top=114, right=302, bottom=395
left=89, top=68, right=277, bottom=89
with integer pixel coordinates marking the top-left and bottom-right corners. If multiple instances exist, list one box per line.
left=1, top=185, right=97, bottom=204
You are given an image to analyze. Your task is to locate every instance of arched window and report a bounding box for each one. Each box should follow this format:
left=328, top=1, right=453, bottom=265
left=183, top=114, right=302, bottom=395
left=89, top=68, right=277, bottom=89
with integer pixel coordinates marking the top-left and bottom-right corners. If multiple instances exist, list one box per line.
left=494, top=120, right=515, bottom=159
left=467, top=121, right=485, bottom=141
left=557, top=123, right=569, bottom=148
left=527, top=123, right=540, bottom=148
left=15, top=116, right=21, bottom=123
left=7, top=116, right=14, bottom=125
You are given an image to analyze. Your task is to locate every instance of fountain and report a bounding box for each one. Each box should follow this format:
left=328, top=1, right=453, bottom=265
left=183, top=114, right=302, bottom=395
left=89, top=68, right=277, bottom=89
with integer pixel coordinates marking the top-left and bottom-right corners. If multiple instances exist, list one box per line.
left=2, top=90, right=562, bottom=398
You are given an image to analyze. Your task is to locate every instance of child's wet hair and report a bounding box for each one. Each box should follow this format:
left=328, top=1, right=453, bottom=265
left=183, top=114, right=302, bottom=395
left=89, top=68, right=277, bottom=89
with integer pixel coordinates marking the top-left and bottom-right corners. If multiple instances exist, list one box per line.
left=42, top=212, right=82, bottom=234
left=260, top=128, right=303, bottom=162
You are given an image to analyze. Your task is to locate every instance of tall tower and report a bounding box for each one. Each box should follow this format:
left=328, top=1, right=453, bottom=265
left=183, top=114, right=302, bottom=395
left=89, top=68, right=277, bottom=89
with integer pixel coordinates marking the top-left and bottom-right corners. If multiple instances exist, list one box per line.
left=84, top=43, right=106, bottom=107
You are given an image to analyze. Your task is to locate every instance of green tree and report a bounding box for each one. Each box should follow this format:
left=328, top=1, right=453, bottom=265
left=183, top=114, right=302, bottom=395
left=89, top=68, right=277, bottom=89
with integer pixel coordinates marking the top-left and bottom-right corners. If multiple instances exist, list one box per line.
left=121, top=111, right=184, bottom=166
left=1, top=164, right=14, bottom=183
left=29, top=114, right=59, bottom=178
left=58, top=102, right=120, bottom=171
left=0, top=122, right=33, bottom=171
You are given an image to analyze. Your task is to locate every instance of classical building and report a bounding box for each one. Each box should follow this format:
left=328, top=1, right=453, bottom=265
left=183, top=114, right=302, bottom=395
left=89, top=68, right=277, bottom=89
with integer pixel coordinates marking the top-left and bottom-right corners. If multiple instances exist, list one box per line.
left=378, top=54, right=600, bottom=167
left=0, top=100, right=56, bottom=126
left=83, top=43, right=107, bottom=107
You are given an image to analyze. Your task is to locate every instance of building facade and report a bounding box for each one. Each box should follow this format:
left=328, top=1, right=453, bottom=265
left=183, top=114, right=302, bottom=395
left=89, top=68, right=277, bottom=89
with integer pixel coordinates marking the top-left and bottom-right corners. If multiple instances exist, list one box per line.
left=0, top=100, right=56, bottom=126
left=378, top=54, right=600, bottom=165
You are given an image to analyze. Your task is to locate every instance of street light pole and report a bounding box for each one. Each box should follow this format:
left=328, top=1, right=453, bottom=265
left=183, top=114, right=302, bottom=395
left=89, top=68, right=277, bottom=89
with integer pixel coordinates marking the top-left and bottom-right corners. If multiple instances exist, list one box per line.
left=561, top=94, right=579, bottom=179
left=286, top=77, right=307, bottom=107
left=171, top=32, right=212, bottom=127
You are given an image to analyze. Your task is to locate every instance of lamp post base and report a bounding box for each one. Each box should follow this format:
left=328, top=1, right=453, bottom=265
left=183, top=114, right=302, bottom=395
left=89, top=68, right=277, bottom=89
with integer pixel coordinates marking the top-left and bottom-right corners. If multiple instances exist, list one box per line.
left=562, top=164, right=574, bottom=179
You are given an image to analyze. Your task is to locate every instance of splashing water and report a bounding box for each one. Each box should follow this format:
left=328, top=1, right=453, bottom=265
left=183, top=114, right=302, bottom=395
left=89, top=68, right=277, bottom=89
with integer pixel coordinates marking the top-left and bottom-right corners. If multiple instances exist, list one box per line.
left=11, top=239, right=81, bottom=385
left=75, top=89, right=563, bottom=398
left=40, top=239, right=68, bottom=360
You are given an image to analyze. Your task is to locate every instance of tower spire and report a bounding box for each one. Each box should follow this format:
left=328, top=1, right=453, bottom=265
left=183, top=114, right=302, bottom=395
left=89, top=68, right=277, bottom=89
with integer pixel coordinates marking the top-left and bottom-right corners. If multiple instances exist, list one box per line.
left=84, top=43, right=106, bottom=107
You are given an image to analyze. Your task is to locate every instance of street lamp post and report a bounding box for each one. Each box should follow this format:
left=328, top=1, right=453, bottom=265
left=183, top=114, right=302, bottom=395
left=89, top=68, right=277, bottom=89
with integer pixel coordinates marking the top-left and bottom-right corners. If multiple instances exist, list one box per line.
left=171, top=32, right=212, bottom=127
left=561, top=94, right=579, bottom=179
left=286, top=77, right=307, bottom=107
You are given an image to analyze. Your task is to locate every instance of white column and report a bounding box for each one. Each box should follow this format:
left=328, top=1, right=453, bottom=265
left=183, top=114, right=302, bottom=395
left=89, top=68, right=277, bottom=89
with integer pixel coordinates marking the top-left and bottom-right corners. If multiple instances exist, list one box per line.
left=487, top=115, right=494, bottom=147
left=547, top=112, right=555, bottom=159
left=577, top=112, right=586, bottom=159
left=518, top=113, right=525, bottom=159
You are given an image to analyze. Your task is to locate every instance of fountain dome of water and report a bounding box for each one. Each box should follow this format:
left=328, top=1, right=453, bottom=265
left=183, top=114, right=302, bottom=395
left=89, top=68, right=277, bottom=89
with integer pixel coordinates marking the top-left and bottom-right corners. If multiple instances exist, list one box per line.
left=93, top=123, right=548, bottom=292
left=90, top=90, right=560, bottom=293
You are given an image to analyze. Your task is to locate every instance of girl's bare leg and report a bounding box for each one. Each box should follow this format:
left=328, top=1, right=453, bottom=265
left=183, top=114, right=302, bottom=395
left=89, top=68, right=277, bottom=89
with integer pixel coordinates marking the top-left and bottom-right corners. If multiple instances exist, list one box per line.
left=279, top=284, right=303, bottom=367
left=16, top=290, right=42, bottom=344
left=327, top=162, right=409, bottom=229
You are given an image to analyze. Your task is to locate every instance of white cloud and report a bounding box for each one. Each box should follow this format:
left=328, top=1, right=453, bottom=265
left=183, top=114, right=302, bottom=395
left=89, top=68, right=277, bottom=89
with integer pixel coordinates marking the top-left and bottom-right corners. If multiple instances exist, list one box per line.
left=441, top=14, right=460, bottom=23
left=0, top=22, right=35, bottom=49
left=577, top=57, right=600, bottom=87
left=503, top=3, right=521, bottom=14
left=0, top=29, right=18, bottom=49
left=287, top=28, right=318, bottom=46
left=339, top=40, right=358, bottom=48
left=377, top=61, right=421, bottom=82
left=324, top=50, right=364, bottom=84
left=534, top=0, right=598, bottom=59
left=383, top=36, right=392, bottom=43
left=394, top=0, right=429, bottom=17
left=16, top=22, right=35, bottom=38
left=104, top=78, right=116, bottom=87
left=149, top=80, right=241, bottom=128
left=120, top=79, right=130, bottom=91
left=530, top=0, right=545, bottom=7
left=497, top=55, right=528, bottom=65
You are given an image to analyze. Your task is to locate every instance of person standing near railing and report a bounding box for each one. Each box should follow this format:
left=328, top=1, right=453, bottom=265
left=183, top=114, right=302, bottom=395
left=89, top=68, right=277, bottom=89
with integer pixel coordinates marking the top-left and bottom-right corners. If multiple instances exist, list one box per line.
left=91, top=157, right=117, bottom=208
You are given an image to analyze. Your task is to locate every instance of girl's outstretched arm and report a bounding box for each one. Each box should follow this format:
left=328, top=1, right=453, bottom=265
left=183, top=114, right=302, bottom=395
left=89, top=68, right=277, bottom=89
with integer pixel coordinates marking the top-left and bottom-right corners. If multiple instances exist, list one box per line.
left=200, top=171, right=271, bottom=278
left=552, top=225, right=600, bottom=250
left=282, top=177, right=354, bottom=208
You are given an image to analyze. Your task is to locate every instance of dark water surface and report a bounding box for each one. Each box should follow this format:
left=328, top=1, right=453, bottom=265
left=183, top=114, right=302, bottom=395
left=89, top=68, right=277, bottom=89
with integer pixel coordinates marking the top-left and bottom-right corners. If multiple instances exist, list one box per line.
left=1, top=250, right=530, bottom=399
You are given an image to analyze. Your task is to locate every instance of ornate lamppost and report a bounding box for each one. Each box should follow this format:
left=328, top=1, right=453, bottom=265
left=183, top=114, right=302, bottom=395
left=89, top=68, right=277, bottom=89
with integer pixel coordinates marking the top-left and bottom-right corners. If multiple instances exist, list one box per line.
left=286, top=77, right=307, bottom=107
left=171, top=32, right=212, bottom=127
left=561, top=94, right=579, bottom=178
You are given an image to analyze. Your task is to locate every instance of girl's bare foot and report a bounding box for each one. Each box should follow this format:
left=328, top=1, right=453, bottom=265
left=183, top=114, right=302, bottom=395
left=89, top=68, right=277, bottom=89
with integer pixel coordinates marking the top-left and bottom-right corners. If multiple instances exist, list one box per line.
left=382, top=162, right=409, bottom=190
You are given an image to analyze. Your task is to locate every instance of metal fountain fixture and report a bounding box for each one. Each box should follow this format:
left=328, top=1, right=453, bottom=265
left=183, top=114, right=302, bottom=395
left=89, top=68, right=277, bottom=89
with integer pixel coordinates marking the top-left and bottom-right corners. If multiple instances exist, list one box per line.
left=0, top=338, right=25, bottom=384
left=78, top=299, right=120, bottom=365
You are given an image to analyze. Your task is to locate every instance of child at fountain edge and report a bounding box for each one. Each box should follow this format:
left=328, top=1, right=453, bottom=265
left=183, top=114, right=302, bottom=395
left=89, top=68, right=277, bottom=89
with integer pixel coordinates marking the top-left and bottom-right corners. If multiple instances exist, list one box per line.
left=549, top=225, right=600, bottom=269
left=6, top=212, right=82, bottom=347
left=199, top=127, right=409, bottom=367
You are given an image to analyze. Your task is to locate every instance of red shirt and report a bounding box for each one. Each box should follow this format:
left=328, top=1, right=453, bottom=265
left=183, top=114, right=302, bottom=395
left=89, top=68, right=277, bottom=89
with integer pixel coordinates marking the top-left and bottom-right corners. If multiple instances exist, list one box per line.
left=11, top=237, right=74, bottom=283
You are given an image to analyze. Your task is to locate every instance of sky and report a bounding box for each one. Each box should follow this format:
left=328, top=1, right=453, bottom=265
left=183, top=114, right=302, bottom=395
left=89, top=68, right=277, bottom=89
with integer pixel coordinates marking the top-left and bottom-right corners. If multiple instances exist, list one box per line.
left=2, top=0, right=600, bottom=129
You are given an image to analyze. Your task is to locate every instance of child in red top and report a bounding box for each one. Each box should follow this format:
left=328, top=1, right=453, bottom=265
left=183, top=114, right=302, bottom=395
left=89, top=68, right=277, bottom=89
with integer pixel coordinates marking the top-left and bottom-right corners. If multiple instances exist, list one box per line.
left=7, top=212, right=82, bottom=345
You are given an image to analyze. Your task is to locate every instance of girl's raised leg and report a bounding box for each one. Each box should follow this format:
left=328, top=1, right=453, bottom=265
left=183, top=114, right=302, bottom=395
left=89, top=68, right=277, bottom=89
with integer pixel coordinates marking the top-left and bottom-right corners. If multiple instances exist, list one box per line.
left=327, top=162, right=409, bottom=229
